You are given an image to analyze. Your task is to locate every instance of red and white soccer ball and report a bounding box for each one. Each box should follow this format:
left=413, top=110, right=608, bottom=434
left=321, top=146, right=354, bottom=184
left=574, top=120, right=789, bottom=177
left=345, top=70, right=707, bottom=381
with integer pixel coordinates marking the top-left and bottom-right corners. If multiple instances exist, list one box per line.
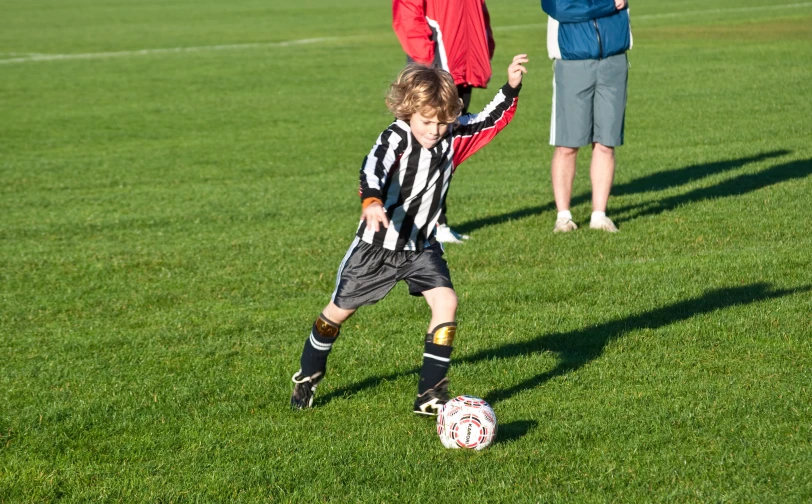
left=436, top=395, right=497, bottom=450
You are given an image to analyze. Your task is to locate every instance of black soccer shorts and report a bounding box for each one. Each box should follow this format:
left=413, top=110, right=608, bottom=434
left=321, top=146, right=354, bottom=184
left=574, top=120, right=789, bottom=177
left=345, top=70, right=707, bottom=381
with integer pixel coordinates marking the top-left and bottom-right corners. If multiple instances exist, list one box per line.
left=331, top=238, right=454, bottom=310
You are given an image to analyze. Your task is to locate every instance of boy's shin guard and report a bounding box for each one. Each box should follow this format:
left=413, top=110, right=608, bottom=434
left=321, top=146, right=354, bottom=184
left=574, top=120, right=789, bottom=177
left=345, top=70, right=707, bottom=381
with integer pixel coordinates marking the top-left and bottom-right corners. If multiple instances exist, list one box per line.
left=427, top=322, right=456, bottom=346
left=419, top=322, right=456, bottom=394
left=299, top=313, right=341, bottom=377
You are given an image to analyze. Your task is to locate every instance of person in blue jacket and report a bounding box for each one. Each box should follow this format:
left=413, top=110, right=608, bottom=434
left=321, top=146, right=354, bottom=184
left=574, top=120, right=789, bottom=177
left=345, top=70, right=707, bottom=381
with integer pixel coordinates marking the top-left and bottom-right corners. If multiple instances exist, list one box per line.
left=542, top=0, right=632, bottom=233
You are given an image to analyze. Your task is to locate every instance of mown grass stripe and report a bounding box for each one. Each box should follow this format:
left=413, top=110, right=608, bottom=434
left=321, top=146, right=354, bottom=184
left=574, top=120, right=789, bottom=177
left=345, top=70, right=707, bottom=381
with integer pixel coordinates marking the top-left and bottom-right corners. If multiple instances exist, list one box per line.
left=2, top=2, right=811, bottom=65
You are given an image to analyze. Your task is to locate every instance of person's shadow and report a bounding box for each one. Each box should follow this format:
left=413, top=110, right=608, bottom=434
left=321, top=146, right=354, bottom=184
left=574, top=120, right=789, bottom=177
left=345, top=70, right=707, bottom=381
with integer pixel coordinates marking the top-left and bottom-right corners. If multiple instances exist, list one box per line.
left=319, top=283, right=808, bottom=407
left=470, top=283, right=808, bottom=405
left=453, top=150, right=793, bottom=235
left=613, top=157, right=812, bottom=224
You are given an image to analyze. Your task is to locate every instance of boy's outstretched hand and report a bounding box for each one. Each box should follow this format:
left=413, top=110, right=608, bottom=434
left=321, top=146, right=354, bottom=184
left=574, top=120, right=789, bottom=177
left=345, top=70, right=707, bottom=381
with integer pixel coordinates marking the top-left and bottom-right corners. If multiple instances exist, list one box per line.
left=507, top=54, right=529, bottom=89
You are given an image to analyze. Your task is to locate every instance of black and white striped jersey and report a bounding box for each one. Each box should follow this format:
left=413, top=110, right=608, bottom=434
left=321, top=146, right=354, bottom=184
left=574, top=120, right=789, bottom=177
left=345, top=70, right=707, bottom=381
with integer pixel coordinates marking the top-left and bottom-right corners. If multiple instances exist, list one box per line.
left=357, top=82, right=521, bottom=251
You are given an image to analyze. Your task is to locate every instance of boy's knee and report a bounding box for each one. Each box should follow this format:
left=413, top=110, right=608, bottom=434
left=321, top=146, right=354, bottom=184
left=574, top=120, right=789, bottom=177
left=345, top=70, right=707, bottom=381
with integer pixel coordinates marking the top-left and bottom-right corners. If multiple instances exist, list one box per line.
left=426, top=288, right=458, bottom=313
left=439, top=291, right=458, bottom=313
left=446, top=296, right=459, bottom=314
left=322, top=302, right=355, bottom=326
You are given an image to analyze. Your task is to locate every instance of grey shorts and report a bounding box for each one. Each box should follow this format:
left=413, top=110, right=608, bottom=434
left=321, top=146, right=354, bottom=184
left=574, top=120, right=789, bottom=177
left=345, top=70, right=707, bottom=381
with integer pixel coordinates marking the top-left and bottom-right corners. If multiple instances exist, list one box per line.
left=331, top=238, right=454, bottom=310
left=550, top=53, right=628, bottom=148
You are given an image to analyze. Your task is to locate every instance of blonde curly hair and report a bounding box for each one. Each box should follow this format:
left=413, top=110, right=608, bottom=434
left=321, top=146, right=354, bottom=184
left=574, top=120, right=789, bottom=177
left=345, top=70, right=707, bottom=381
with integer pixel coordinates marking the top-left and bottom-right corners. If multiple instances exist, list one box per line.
left=385, top=64, right=462, bottom=124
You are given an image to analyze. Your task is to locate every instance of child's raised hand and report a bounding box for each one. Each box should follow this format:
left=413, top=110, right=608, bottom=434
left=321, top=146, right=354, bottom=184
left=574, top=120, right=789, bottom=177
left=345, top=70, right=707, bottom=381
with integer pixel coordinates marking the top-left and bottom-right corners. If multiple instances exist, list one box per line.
left=507, top=54, right=529, bottom=89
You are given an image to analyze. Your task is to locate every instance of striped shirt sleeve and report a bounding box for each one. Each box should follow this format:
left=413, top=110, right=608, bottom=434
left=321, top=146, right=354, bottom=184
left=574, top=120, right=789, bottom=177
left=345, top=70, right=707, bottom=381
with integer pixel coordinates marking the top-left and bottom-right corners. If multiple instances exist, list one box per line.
left=451, top=83, right=521, bottom=167
left=359, top=124, right=408, bottom=203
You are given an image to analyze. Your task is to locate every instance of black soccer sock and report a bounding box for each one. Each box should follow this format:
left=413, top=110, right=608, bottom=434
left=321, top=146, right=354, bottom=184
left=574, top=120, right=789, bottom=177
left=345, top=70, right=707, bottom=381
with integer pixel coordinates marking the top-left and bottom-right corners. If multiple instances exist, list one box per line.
left=418, top=322, right=456, bottom=395
left=299, top=314, right=340, bottom=377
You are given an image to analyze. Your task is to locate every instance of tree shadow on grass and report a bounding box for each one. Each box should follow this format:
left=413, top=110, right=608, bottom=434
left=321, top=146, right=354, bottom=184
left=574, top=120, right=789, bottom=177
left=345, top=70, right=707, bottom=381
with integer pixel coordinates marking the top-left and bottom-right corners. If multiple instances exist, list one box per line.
left=319, top=283, right=809, bottom=407
left=613, top=158, right=812, bottom=225
left=452, top=150, right=790, bottom=235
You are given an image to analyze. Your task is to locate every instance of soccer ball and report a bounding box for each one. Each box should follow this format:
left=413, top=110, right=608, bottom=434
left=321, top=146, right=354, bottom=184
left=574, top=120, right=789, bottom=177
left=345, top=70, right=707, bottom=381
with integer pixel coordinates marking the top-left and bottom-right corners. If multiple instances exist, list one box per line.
left=436, top=395, right=497, bottom=450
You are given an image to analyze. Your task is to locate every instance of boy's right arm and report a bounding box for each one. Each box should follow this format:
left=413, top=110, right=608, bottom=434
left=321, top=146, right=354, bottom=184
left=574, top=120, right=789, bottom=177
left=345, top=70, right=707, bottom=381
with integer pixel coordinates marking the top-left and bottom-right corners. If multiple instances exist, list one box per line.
left=358, top=125, right=407, bottom=229
left=361, top=198, right=389, bottom=233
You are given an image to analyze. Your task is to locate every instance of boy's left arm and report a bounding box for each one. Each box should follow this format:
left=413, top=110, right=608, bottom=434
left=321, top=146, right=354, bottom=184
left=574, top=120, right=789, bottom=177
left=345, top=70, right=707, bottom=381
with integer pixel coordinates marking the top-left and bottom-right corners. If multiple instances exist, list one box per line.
left=452, top=54, right=528, bottom=167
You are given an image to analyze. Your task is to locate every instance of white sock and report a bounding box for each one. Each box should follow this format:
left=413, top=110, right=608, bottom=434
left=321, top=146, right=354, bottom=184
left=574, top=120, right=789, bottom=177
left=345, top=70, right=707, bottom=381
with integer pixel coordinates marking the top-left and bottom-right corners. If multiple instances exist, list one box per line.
left=591, top=211, right=606, bottom=222
left=557, top=210, right=573, bottom=220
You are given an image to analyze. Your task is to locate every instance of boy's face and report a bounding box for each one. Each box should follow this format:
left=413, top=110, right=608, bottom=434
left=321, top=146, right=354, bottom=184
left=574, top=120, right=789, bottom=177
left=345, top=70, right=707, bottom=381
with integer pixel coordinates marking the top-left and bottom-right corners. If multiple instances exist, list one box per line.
left=409, top=111, right=450, bottom=149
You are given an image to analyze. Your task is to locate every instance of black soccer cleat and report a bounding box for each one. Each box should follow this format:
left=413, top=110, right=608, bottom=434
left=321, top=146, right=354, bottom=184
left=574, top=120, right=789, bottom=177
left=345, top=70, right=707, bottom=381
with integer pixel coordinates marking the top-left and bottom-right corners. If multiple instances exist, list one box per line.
left=290, top=370, right=324, bottom=409
left=413, top=377, right=451, bottom=416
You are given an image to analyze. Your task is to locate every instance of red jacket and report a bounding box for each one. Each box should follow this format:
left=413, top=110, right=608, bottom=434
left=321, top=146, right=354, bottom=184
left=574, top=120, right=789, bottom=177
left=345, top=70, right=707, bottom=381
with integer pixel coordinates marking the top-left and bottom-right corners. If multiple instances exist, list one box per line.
left=392, top=0, right=495, bottom=88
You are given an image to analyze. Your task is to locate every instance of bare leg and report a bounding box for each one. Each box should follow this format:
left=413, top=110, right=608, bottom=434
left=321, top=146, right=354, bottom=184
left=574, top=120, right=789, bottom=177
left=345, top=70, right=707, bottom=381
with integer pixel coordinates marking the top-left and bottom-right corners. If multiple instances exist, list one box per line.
left=321, top=301, right=356, bottom=326
left=422, top=287, right=458, bottom=332
left=590, top=142, right=615, bottom=213
left=551, top=146, right=579, bottom=212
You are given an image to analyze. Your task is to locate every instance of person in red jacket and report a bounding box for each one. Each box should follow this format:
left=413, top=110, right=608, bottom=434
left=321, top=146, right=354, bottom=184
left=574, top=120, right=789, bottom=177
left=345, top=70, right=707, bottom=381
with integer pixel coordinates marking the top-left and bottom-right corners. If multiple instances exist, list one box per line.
left=393, top=0, right=496, bottom=244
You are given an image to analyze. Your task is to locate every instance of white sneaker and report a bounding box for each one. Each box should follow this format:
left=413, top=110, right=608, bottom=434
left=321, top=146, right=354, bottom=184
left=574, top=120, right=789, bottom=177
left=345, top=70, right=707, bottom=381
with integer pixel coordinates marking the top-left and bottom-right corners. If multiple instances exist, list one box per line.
left=553, top=218, right=578, bottom=233
left=589, top=215, right=619, bottom=232
left=436, top=224, right=469, bottom=243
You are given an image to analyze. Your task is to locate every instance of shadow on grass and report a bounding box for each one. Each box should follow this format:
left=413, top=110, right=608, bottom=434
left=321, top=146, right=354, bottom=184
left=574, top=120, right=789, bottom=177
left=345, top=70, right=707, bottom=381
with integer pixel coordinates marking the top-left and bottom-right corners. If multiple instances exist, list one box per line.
left=319, top=283, right=809, bottom=407
left=492, top=420, right=538, bottom=446
left=477, top=283, right=809, bottom=405
left=452, top=149, right=790, bottom=235
left=613, top=157, right=812, bottom=224
left=611, top=150, right=791, bottom=197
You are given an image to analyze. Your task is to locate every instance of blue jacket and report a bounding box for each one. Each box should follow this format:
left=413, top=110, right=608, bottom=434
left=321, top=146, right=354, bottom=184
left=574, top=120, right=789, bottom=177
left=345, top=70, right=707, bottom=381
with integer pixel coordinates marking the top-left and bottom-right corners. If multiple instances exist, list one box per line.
left=541, top=0, right=632, bottom=60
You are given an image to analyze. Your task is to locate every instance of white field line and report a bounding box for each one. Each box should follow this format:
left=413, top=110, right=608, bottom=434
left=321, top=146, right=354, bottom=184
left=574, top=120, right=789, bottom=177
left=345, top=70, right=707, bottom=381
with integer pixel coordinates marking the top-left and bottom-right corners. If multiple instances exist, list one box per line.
left=0, top=36, right=339, bottom=64
left=2, top=2, right=811, bottom=65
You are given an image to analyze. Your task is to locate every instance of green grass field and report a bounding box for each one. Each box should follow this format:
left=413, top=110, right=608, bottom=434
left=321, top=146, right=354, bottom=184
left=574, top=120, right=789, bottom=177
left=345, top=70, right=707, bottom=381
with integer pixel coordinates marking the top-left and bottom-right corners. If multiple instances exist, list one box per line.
left=2, top=0, right=811, bottom=502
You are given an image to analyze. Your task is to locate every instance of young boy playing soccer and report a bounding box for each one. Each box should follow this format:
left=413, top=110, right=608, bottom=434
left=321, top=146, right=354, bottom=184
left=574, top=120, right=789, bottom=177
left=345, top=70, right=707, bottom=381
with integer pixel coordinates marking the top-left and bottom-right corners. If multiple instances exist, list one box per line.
left=291, top=54, right=529, bottom=415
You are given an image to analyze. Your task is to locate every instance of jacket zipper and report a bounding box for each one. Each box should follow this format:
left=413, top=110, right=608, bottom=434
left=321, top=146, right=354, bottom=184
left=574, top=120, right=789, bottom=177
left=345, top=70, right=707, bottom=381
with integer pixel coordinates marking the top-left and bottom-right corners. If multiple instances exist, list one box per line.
left=593, top=20, right=603, bottom=59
